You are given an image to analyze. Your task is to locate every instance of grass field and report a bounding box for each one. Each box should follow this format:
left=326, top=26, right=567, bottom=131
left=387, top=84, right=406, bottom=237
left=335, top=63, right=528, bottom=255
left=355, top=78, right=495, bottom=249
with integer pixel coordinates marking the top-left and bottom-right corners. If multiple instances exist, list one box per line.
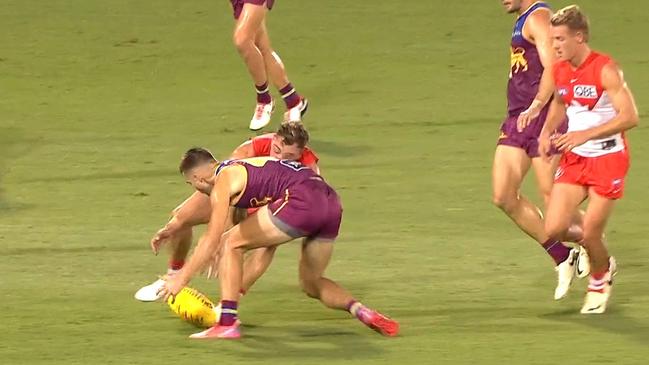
left=2, top=1, right=649, bottom=364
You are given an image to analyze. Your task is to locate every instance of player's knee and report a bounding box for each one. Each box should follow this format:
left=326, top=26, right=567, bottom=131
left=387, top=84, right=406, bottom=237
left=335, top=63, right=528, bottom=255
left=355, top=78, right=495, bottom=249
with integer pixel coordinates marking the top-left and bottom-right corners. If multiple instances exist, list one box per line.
left=233, top=31, right=254, bottom=52
left=492, top=192, right=516, bottom=213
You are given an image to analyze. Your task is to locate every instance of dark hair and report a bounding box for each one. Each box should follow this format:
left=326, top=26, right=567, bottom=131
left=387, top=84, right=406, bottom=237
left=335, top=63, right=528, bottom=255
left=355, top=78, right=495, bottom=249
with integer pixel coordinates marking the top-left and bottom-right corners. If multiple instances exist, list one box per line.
left=179, top=147, right=216, bottom=174
left=276, top=121, right=309, bottom=149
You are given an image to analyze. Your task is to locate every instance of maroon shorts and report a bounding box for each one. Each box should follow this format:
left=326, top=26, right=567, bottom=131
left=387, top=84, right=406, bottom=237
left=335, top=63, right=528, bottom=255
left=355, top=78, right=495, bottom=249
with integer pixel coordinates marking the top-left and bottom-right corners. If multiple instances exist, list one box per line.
left=497, top=107, right=567, bottom=158
left=230, top=0, right=274, bottom=19
left=268, top=179, right=342, bottom=241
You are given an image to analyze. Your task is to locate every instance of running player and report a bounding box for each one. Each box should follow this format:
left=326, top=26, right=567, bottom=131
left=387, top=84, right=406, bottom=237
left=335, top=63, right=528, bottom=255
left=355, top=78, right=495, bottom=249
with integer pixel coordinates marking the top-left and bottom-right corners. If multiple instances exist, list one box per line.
left=159, top=150, right=399, bottom=339
left=495, top=0, right=584, bottom=299
left=539, top=5, right=639, bottom=314
left=229, top=0, right=308, bottom=130
left=134, top=122, right=318, bottom=301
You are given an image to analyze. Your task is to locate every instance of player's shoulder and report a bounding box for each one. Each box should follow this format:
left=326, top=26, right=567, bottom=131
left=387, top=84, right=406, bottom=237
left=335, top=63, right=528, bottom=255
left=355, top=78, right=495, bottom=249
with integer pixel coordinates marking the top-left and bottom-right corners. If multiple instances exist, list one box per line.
left=251, top=133, right=275, bottom=143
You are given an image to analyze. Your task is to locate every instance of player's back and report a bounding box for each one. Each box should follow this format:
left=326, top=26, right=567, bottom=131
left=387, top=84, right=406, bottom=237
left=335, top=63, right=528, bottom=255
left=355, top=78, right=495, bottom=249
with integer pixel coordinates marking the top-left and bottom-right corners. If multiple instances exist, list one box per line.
left=217, top=157, right=320, bottom=209
left=507, top=2, right=550, bottom=116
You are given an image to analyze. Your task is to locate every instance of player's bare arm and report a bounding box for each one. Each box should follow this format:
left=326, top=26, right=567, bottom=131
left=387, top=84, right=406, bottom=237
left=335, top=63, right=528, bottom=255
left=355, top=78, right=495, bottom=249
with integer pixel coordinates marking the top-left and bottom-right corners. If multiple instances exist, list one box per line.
left=518, top=9, right=556, bottom=131
left=160, top=166, right=247, bottom=299
left=554, top=63, right=639, bottom=151
left=538, top=90, right=567, bottom=160
left=229, top=140, right=255, bottom=159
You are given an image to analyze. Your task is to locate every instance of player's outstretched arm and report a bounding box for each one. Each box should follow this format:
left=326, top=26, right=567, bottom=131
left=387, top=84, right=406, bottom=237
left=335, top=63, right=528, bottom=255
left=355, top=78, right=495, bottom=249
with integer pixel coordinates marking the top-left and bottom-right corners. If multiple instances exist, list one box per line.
left=517, top=9, right=556, bottom=131
left=159, top=167, right=245, bottom=299
left=230, top=140, right=255, bottom=159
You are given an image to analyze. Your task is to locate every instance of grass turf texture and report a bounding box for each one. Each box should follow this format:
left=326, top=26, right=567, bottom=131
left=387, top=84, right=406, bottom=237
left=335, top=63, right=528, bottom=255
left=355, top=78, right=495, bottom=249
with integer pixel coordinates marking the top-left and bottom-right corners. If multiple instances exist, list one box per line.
left=1, top=1, right=649, bottom=364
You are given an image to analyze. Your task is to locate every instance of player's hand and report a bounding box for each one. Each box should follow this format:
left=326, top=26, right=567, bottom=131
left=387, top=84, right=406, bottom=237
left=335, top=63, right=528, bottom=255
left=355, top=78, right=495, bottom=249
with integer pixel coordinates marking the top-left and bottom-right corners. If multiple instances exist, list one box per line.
left=538, top=134, right=553, bottom=162
left=203, top=250, right=221, bottom=279
left=150, top=222, right=179, bottom=255
left=517, top=105, right=542, bottom=132
left=553, top=131, right=591, bottom=152
left=157, top=274, right=187, bottom=303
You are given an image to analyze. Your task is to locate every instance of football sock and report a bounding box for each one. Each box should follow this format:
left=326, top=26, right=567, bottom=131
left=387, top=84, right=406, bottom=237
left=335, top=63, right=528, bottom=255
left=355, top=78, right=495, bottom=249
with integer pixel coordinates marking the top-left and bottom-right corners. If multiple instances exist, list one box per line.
left=588, top=270, right=609, bottom=293
left=255, top=82, right=271, bottom=104
left=347, top=300, right=369, bottom=321
left=542, top=239, right=571, bottom=265
left=279, top=82, right=301, bottom=109
left=168, top=260, right=184, bottom=272
left=219, top=300, right=238, bottom=326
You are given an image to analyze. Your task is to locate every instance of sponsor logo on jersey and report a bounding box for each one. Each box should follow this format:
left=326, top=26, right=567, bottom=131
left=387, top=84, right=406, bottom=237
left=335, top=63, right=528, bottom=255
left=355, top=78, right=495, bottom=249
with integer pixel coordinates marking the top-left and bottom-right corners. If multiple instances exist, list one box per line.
left=573, top=85, right=598, bottom=99
left=558, top=88, right=568, bottom=96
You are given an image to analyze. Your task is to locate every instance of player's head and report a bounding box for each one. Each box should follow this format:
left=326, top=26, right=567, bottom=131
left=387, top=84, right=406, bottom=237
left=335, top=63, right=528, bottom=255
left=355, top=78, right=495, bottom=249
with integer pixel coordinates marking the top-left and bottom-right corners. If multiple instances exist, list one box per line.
left=179, top=147, right=219, bottom=194
left=551, top=5, right=590, bottom=61
left=501, top=0, right=524, bottom=14
left=271, top=121, right=310, bottom=161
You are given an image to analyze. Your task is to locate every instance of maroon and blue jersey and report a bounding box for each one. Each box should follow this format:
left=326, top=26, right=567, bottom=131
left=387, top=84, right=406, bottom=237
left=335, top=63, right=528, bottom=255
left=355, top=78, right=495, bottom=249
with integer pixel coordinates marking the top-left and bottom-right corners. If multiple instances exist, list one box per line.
left=507, top=2, right=550, bottom=117
left=216, top=157, right=319, bottom=209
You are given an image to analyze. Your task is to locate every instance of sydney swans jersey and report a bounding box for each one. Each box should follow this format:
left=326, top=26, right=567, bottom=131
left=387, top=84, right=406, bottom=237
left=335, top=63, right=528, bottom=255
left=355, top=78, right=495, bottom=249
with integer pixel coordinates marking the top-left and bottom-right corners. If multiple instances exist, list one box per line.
left=554, top=52, right=624, bottom=157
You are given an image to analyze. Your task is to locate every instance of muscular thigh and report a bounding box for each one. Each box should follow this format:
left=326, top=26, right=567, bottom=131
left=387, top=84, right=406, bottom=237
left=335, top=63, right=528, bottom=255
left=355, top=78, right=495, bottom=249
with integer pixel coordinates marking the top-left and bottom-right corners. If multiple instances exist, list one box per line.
left=545, top=183, right=588, bottom=234
left=582, top=187, right=617, bottom=238
left=492, top=145, right=532, bottom=198
left=223, top=205, right=294, bottom=251
left=234, top=2, right=266, bottom=37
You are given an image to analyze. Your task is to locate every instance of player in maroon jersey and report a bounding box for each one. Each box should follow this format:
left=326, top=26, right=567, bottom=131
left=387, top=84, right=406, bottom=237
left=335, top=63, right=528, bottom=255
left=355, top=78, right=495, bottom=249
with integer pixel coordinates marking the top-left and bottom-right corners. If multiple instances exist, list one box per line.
left=228, top=0, right=308, bottom=130
left=494, top=1, right=586, bottom=300
left=135, top=122, right=318, bottom=302
left=159, top=150, right=399, bottom=339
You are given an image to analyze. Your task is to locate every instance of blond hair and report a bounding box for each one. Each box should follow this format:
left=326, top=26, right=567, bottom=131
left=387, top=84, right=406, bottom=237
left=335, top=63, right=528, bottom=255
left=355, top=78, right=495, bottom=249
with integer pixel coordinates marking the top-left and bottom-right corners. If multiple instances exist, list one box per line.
left=551, top=5, right=590, bottom=41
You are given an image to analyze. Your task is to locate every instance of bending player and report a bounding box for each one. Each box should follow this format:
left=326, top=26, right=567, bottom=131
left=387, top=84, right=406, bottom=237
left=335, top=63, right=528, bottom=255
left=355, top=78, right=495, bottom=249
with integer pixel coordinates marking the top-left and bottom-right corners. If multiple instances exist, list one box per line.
left=539, top=5, right=639, bottom=313
left=135, top=122, right=318, bottom=301
left=229, top=0, right=308, bottom=130
left=495, top=0, right=586, bottom=300
left=159, top=150, right=399, bottom=339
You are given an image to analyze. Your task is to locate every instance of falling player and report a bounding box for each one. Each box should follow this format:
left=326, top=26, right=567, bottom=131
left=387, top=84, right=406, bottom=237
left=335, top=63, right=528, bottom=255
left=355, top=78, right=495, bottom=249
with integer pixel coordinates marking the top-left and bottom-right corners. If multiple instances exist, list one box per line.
left=159, top=150, right=399, bottom=339
left=135, top=122, right=318, bottom=302
left=539, top=5, right=639, bottom=313
left=229, top=0, right=308, bottom=130
left=494, top=0, right=586, bottom=300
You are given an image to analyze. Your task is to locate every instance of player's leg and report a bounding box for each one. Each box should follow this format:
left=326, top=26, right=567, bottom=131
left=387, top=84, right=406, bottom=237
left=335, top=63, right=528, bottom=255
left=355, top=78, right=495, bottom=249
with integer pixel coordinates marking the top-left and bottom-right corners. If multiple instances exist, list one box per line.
left=492, top=146, right=574, bottom=265
left=531, top=155, right=589, bottom=276
left=189, top=205, right=295, bottom=339
left=233, top=3, right=274, bottom=130
left=580, top=189, right=617, bottom=314
left=241, top=245, right=277, bottom=293
left=135, top=192, right=212, bottom=301
left=254, top=20, right=308, bottom=123
left=298, top=238, right=399, bottom=336
left=544, top=182, right=588, bottom=299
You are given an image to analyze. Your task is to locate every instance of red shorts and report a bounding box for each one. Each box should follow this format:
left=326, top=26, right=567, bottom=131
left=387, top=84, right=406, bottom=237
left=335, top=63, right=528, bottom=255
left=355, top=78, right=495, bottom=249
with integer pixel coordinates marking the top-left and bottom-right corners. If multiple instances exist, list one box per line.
left=555, top=150, right=630, bottom=199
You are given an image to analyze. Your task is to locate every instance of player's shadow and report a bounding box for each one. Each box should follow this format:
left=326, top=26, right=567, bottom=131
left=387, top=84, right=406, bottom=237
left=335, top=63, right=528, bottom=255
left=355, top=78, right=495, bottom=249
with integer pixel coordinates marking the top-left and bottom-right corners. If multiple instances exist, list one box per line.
left=539, top=305, right=649, bottom=345
left=212, top=323, right=386, bottom=360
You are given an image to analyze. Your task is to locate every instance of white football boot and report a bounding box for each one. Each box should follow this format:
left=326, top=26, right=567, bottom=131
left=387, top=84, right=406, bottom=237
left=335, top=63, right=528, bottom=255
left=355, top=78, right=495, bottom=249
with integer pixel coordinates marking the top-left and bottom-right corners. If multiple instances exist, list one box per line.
left=134, top=278, right=166, bottom=302
left=554, top=247, right=580, bottom=300
left=249, top=100, right=274, bottom=131
left=576, top=246, right=591, bottom=278
left=283, top=98, right=309, bottom=122
left=581, top=257, right=617, bottom=314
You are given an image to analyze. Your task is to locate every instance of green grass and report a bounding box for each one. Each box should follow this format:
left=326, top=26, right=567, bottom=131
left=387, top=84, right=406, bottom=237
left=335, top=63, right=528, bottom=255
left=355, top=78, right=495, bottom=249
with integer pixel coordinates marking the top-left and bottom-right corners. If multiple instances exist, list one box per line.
left=2, top=1, right=649, bottom=364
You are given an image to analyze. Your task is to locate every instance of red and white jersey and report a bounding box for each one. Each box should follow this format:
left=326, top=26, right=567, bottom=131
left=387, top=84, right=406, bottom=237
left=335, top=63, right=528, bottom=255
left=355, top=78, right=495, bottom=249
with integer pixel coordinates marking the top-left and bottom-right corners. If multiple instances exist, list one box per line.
left=554, top=52, right=623, bottom=157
